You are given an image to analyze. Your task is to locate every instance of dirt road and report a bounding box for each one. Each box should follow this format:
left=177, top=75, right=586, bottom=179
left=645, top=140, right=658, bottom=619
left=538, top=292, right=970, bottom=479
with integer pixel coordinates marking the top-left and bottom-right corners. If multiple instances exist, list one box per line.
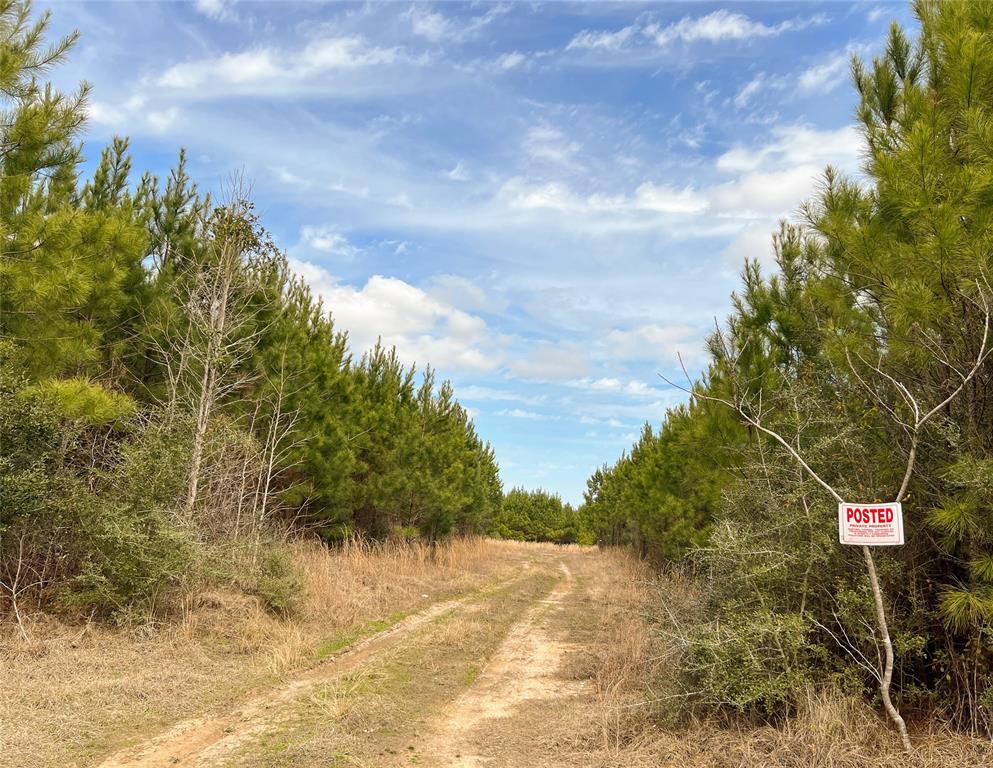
left=95, top=548, right=611, bottom=768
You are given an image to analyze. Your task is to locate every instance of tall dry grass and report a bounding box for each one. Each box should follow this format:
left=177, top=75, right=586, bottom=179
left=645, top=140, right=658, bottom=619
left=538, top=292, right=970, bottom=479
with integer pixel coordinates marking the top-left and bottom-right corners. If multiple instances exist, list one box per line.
left=0, top=535, right=528, bottom=768
left=174, top=535, right=525, bottom=674
left=567, top=549, right=993, bottom=768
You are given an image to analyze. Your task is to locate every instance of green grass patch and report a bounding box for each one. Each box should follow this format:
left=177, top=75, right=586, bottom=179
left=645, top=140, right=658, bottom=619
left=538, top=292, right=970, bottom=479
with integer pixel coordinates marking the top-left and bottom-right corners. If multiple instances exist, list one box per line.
left=464, top=664, right=479, bottom=686
left=315, top=611, right=411, bottom=660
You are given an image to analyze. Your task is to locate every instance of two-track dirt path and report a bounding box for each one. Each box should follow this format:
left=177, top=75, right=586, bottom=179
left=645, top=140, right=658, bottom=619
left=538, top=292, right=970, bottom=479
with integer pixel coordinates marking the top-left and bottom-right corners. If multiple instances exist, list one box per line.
left=96, top=548, right=601, bottom=768
left=423, top=561, right=585, bottom=768
left=97, top=599, right=469, bottom=768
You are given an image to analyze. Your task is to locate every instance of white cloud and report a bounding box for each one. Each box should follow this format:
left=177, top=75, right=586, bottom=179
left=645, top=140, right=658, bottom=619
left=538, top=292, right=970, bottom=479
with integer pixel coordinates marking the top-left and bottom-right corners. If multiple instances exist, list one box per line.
left=497, top=51, right=526, bottom=70
left=645, top=10, right=827, bottom=47
left=300, top=226, right=360, bottom=258
left=458, top=385, right=545, bottom=405
left=509, top=341, right=590, bottom=380
left=406, top=6, right=452, bottom=43
left=631, top=182, right=708, bottom=214
left=603, top=324, right=700, bottom=364
left=499, top=178, right=707, bottom=217
left=716, top=124, right=862, bottom=174
left=194, top=0, right=236, bottom=21
left=734, top=73, right=765, bottom=108
left=572, top=377, right=622, bottom=391
left=158, top=36, right=399, bottom=91
left=709, top=165, right=824, bottom=216
left=524, top=122, right=582, bottom=166
left=798, top=51, right=850, bottom=94
left=86, top=95, right=177, bottom=133
left=446, top=160, right=470, bottom=181
left=567, top=26, right=637, bottom=51
left=495, top=408, right=560, bottom=421
left=405, top=4, right=508, bottom=44
left=867, top=7, right=890, bottom=24
left=712, top=124, right=864, bottom=265
left=568, top=378, right=667, bottom=399
left=722, top=220, right=780, bottom=268
left=147, top=107, right=180, bottom=132
left=87, top=100, right=128, bottom=126
left=425, top=274, right=505, bottom=313
left=289, top=258, right=501, bottom=373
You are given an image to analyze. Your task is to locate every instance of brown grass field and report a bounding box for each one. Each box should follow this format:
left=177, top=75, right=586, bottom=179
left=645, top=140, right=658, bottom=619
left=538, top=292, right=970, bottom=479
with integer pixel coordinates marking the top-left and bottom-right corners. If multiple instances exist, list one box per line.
left=1, top=538, right=990, bottom=767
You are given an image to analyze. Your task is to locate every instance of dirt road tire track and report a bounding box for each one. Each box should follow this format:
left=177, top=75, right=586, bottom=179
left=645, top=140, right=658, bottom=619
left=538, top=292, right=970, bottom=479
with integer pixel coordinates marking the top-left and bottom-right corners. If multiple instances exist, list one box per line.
left=97, top=596, right=470, bottom=768
left=422, top=561, right=584, bottom=768
left=96, top=557, right=581, bottom=768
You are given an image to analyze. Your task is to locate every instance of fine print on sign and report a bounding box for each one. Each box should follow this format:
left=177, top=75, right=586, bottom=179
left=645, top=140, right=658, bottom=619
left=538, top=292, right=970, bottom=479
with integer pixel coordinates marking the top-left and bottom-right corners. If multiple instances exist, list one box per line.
left=838, top=502, right=905, bottom=546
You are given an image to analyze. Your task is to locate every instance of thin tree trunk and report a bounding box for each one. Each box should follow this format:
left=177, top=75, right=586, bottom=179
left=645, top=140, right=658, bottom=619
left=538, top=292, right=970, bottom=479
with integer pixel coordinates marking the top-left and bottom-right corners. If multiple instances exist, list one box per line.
left=862, top=544, right=913, bottom=753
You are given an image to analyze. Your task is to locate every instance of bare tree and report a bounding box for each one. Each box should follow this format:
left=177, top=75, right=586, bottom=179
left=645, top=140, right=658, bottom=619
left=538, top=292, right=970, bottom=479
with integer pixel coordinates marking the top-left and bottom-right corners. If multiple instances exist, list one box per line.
left=145, top=177, right=270, bottom=524
left=0, top=534, right=46, bottom=642
left=253, top=350, right=306, bottom=526
left=665, top=285, right=992, bottom=754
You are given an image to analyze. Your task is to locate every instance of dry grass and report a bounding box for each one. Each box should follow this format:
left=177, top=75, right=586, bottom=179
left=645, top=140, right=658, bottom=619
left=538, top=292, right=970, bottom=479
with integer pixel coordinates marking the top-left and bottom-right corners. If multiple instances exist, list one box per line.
left=6, top=541, right=986, bottom=768
left=0, top=535, right=529, bottom=768
left=187, top=535, right=520, bottom=673
left=558, top=550, right=993, bottom=768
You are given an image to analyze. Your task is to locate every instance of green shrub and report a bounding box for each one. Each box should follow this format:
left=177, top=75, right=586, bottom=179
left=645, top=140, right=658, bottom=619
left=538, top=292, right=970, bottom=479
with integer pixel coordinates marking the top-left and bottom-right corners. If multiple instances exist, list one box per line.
left=24, top=378, right=137, bottom=427
left=252, top=548, right=303, bottom=617
left=64, top=501, right=197, bottom=621
left=687, top=609, right=817, bottom=717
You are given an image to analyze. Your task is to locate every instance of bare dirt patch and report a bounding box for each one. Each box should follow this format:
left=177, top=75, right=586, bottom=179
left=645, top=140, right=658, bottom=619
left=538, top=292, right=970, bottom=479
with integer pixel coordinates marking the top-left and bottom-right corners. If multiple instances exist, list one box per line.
left=422, top=561, right=586, bottom=767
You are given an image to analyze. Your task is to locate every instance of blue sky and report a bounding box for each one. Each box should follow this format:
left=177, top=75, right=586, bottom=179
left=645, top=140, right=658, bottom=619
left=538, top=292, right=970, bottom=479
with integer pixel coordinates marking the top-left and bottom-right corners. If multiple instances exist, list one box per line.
left=53, top=1, right=913, bottom=504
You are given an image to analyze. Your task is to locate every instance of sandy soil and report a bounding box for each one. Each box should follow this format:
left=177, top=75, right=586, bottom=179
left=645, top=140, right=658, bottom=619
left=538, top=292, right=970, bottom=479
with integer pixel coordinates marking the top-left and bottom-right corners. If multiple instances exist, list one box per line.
left=97, top=598, right=469, bottom=767
left=423, top=561, right=585, bottom=767
left=91, top=548, right=594, bottom=768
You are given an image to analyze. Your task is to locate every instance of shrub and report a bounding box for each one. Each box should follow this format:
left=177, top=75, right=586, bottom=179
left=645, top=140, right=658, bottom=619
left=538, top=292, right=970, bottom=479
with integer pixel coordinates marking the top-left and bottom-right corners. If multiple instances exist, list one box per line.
left=687, top=608, right=818, bottom=717
left=64, top=501, right=197, bottom=621
left=252, top=548, right=303, bottom=617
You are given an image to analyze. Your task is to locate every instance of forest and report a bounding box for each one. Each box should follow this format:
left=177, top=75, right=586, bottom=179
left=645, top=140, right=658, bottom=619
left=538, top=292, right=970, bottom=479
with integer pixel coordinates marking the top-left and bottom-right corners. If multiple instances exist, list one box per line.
left=577, top=0, right=993, bottom=745
left=0, top=0, right=503, bottom=627
left=4, top=0, right=993, bottom=765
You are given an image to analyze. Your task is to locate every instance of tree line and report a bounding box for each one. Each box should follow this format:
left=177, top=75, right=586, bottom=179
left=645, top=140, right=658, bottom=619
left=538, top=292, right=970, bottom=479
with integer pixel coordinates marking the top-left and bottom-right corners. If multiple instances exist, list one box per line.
left=0, top=1, right=501, bottom=626
left=578, top=0, right=993, bottom=742
left=488, top=487, right=580, bottom=544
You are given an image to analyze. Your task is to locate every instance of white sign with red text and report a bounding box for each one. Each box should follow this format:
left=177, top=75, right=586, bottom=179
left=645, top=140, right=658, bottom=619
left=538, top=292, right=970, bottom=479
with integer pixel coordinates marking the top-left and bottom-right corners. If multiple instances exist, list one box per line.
left=838, top=503, right=904, bottom=546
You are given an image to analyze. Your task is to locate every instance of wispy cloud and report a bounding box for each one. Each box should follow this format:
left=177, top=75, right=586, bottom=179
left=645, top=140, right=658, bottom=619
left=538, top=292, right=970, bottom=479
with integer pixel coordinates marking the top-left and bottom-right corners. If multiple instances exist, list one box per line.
left=523, top=122, right=582, bottom=167
left=158, top=36, right=402, bottom=92
left=798, top=51, right=851, bottom=94
left=405, top=4, right=509, bottom=44
left=499, top=178, right=707, bottom=217
left=496, top=51, right=525, bottom=70
left=645, top=10, right=828, bottom=47
left=194, top=0, right=236, bottom=22
left=509, top=341, right=590, bottom=381
left=299, top=226, right=360, bottom=259
left=567, top=25, right=636, bottom=51
left=446, top=160, right=470, bottom=181
left=734, top=73, right=765, bottom=108
left=602, top=324, right=700, bottom=364
left=495, top=408, right=560, bottom=421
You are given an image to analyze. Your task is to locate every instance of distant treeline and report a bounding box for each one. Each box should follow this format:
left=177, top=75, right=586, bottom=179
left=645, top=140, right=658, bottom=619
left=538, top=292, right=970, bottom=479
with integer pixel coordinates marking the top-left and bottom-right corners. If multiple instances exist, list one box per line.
left=0, top=2, right=500, bottom=623
left=576, top=2, right=993, bottom=734
left=489, top=487, right=583, bottom=545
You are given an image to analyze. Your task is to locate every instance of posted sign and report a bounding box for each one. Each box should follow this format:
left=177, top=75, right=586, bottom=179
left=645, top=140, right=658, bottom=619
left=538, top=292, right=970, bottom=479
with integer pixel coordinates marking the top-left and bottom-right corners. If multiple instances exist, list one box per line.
left=838, top=503, right=904, bottom=546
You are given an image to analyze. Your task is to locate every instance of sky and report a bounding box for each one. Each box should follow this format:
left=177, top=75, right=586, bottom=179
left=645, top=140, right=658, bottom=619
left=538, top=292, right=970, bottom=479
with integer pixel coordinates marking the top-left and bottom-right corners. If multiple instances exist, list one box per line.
left=51, top=0, right=915, bottom=504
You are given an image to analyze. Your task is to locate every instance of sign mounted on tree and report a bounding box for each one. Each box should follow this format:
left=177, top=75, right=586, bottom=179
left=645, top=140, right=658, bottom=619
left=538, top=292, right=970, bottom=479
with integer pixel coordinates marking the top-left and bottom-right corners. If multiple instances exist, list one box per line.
left=838, top=503, right=904, bottom=546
